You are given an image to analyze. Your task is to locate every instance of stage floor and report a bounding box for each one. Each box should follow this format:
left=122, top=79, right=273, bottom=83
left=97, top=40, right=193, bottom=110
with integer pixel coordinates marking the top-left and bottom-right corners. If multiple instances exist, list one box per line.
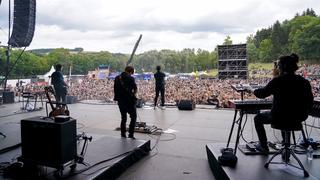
left=0, top=101, right=320, bottom=180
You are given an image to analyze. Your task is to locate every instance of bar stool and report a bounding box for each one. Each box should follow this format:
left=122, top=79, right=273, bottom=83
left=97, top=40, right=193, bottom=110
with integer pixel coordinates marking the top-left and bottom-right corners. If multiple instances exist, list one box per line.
left=264, top=122, right=309, bottom=177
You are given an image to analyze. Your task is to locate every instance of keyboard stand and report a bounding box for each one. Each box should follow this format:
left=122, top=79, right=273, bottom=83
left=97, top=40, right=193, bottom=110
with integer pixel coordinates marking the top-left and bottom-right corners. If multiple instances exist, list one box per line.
left=226, top=109, right=245, bottom=155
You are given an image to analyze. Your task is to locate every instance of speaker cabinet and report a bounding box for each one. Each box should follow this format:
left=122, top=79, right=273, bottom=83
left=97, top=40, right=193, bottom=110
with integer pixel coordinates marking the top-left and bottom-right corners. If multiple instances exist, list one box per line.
left=8, top=0, right=36, bottom=47
left=21, top=116, right=76, bottom=168
left=177, top=100, right=195, bottom=110
left=2, top=91, right=14, bottom=104
left=136, top=98, right=144, bottom=108
left=66, top=95, right=77, bottom=104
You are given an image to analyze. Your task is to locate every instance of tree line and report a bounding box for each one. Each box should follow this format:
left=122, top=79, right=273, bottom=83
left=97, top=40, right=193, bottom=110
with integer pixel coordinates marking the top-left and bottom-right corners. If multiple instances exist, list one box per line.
left=0, top=8, right=319, bottom=79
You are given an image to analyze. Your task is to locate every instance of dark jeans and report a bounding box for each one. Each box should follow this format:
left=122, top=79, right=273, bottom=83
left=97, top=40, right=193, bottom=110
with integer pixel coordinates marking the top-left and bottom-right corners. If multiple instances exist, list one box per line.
left=254, top=111, right=287, bottom=148
left=118, top=101, right=137, bottom=137
left=54, top=86, right=67, bottom=104
left=154, top=86, right=165, bottom=106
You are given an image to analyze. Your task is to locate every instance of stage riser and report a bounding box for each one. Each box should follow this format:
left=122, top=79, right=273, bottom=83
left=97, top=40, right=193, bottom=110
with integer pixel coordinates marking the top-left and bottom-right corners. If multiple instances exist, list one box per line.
left=94, top=140, right=151, bottom=180
left=206, top=145, right=230, bottom=180
left=206, top=143, right=320, bottom=180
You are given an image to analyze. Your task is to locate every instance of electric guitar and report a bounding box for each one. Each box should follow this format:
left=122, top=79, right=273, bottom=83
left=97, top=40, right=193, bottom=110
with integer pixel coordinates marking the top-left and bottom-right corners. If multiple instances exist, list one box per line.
left=44, top=86, right=70, bottom=117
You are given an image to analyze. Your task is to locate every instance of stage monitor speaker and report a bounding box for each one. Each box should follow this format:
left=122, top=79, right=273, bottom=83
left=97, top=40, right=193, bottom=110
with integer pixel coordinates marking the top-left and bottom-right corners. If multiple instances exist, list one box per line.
left=178, top=100, right=195, bottom=110
left=66, top=95, right=77, bottom=104
left=8, top=0, right=36, bottom=47
left=136, top=98, right=144, bottom=108
left=2, top=91, right=14, bottom=104
left=21, top=116, right=77, bottom=168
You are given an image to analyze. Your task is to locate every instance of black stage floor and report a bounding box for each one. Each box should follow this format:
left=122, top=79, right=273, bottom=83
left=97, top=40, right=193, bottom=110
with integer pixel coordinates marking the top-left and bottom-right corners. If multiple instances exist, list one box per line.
left=206, top=143, right=320, bottom=180
left=0, top=135, right=150, bottom=180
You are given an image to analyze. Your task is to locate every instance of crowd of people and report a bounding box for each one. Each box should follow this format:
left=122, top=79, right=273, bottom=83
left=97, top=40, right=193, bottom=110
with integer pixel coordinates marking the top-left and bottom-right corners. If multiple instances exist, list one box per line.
left=9, top=64, right=320, bottom=109
left=67, top=69, right=320, bottom=108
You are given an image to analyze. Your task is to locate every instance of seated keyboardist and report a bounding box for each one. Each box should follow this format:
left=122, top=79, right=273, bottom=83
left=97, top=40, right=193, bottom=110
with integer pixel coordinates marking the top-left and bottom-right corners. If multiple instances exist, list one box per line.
left=248, top=53, right=313, bottom=154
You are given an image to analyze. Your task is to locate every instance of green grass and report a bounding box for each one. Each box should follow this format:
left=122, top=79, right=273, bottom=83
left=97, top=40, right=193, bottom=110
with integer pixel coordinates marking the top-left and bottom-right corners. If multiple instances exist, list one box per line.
left=248, top=63, right=273, bottom=70
left=207, top=69, right=218, bottom=76
left=200, top=63, right=274, bottom=78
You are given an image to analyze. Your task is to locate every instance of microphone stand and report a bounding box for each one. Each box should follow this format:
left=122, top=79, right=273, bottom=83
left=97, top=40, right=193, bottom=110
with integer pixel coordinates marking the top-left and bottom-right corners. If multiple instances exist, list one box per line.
left=0, top=0, right=11, bottom=138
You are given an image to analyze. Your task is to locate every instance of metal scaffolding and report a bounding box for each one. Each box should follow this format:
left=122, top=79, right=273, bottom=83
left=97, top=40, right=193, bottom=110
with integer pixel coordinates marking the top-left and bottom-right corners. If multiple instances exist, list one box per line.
left=217, top=44, right=248, bottom=79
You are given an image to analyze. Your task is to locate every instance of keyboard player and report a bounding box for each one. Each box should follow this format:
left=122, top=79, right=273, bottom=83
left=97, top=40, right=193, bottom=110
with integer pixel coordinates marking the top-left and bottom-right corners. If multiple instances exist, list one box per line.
left=247, top=53, right=313, bottom=154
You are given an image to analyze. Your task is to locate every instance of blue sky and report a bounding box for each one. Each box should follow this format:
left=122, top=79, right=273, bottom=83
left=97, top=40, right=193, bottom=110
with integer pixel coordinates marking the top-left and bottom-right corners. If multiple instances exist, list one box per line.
left=0, top=0, right=319, bottom=53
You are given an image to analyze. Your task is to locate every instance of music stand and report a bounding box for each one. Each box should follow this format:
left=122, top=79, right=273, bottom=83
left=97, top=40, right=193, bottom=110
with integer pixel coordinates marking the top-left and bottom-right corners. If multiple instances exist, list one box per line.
left=0, top=94, right=6, bottom=138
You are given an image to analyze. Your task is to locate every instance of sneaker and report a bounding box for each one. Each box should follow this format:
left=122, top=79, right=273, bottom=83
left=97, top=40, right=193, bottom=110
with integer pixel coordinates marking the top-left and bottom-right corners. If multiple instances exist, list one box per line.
left=160, top=106, right=166, bottom=110
left=121, top=134, right=127, bottom=138
left=255, top=143, right=269, bottom=155
left=128, top=135, right=136, bottom=139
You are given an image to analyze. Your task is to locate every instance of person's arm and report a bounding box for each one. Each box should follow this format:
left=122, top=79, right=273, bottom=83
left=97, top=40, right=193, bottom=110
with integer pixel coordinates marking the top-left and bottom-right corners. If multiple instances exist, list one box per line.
left=253, top=78, right=275, bottom=99
left=58, top=72, right=68, bottom=86
left=305, top=80, right=314, bottom=111
left=132, top=78, right=137, bottom=95
left=113, top=77, right=119, bottom=101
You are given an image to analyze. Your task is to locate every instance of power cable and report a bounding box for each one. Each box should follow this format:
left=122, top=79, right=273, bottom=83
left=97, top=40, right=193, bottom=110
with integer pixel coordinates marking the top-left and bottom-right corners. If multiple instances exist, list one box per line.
left=0, top=47, right=27, bottom=86
left=240, top=113, right=249, bottom=143
left=0, top=143, right=21, bottom=155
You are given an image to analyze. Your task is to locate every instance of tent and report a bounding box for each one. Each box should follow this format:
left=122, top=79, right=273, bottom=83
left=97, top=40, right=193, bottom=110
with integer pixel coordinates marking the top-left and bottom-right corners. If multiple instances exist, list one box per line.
left=41, top=66, right=55, bottom=83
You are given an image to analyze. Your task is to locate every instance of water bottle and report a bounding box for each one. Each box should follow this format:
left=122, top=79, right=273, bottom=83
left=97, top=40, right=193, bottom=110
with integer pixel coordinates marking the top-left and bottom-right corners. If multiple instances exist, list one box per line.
left=307, top=145, right=313, bottom=161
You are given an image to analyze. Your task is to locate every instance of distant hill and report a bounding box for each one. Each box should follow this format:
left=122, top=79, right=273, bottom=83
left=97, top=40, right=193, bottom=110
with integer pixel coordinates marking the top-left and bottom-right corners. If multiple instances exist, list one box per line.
left=27, top=47, right=84, bottom=55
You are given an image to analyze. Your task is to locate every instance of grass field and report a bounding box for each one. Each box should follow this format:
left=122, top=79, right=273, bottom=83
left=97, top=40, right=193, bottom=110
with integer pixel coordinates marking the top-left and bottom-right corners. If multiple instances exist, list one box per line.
left=205, top=63, right=273, bottom=77
left=248, top=63, right=273, bottom=70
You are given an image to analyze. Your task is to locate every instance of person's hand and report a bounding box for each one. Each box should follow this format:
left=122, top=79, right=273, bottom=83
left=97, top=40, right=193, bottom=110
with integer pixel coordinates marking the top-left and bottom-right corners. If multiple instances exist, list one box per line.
left=245, top=85, right=254, bottom=93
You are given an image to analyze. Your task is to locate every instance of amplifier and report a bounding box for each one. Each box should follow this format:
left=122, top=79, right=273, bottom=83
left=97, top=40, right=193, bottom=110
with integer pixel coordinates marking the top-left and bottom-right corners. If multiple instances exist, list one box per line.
left=20, top=116, right=77, bottom=168
left=309, top=99, right=320, bottom=118
left=136, top=99, right=145, bottom=108
left=2, top=91, right=14, bottom=104
left=178, top=100, right=195, bottom=110
left=66, top=95, right=77, bottom=104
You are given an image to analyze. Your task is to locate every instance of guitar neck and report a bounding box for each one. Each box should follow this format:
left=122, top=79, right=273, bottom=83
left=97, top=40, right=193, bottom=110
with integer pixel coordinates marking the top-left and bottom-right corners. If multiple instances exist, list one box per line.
left=45, top=88, right=55, bottom=110
left=126, top=34, right=142, bottom=66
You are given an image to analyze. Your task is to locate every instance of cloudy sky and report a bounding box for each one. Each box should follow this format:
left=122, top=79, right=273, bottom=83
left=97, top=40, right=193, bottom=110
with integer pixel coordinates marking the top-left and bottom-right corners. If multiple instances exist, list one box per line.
left=0, top=0, right=319, bottom=53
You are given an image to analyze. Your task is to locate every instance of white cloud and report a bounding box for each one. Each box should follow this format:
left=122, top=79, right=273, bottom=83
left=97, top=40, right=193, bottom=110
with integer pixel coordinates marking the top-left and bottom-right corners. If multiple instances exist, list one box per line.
left=0, top=0, right=319, bottom=53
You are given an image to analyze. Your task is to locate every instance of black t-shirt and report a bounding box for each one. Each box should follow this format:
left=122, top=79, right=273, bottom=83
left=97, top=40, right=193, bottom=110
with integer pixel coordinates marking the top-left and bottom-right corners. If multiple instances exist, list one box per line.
left=51, top=71, right=66, bottom=87
left=114, top=72, right=137, bottom=104
left=254, top=73, right=313, bottom=127
left=154, top=71, right=166, bottom=88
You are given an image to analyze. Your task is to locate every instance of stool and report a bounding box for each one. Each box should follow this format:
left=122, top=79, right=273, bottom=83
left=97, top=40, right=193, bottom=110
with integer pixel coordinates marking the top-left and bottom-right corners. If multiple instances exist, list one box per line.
left=265, top=127, right=309, bottom=177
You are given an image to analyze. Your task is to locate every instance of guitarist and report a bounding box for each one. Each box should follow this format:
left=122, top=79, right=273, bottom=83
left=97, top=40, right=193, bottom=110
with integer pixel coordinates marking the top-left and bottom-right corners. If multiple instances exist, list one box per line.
left=51, top=64, right=68, bottom=104
left=114, top=66, right=137, bottom=139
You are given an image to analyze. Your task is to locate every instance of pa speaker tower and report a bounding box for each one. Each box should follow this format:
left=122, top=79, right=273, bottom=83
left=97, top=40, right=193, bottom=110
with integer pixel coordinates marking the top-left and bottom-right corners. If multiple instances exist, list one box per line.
left=8, top=0, right=36, bottom=47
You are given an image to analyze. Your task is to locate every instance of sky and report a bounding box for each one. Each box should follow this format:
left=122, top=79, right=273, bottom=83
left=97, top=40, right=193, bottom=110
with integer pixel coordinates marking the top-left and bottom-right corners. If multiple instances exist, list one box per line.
left=0, top=0, right=319, bottom=54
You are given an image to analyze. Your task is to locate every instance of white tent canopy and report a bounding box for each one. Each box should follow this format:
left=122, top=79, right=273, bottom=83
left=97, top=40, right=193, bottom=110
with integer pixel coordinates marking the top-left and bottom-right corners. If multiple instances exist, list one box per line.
left=38, top=66, right=55, bottom=83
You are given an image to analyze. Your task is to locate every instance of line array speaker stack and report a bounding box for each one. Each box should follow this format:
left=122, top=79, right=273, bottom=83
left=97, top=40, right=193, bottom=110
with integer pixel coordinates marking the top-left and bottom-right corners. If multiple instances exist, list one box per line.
left=8, top=0, right=36, bottom=47
left=217, top=44, right=247, bottom=79
left=178, top=100, right=195, bottom=110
